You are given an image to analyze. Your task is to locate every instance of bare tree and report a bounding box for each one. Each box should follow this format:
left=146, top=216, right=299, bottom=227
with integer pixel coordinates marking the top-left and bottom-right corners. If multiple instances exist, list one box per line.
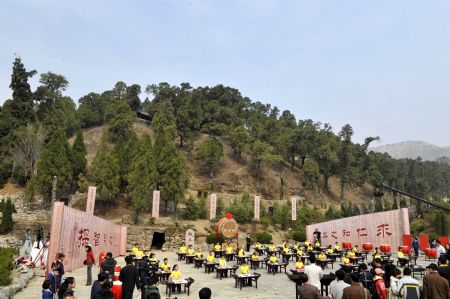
left=11, top=124, right=47, bottom=180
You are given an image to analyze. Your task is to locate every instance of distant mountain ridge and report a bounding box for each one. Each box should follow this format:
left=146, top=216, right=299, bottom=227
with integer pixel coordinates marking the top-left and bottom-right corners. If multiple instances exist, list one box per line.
left=370, top=141, right=450, bottom=161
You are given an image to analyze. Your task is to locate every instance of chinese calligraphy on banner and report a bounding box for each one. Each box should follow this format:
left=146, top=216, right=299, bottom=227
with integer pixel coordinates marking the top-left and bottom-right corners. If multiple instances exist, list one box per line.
left=254, top=196, right=260, bottom=220
left=46, top=202, right=127, bottom=274
left=152, top=190, right=160, bottom=219
left=86, top=186, right=96, bottom=215
left=306, top=208, right=410, bottom=250
left=291, top=197, right=297, bottom=221
left=185, top=228, right=195, bottom=248
left=210, top=193, right=217, bottom=220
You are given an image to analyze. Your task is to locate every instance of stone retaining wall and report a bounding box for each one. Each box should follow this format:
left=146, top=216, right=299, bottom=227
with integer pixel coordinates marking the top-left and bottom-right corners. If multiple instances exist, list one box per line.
left=0, top=266, right=34, bottom=299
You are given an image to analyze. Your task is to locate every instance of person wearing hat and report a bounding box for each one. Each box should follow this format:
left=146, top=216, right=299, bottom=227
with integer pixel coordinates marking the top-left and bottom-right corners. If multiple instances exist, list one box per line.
left=374, top=268, right=387, bottom=299
left=423, top=263, right=450, bottom=299
left=342, top=272, right=372, bottom=299
left=85, top=244, right=95, bottom=286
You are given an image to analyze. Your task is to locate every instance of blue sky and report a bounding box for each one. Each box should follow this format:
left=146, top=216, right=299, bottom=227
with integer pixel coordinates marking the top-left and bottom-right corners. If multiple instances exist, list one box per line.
left=1, top=0, right=450, bottom=146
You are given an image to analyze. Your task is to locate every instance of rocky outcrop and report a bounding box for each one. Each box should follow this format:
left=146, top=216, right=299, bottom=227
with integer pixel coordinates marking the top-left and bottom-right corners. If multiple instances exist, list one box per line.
left=0, top=266, right=35, bottom=299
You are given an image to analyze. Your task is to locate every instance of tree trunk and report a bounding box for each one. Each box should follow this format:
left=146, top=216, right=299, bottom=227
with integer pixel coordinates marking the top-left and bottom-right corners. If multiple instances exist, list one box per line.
left=291, top=156, right=295, bottom=170
left=324, top=175, right=329, bottom=191
left=300, top=156, right=306, bottom=168
left=179, top=135, right=184, bottom=147
left=339, top=181, right=345, bottom=203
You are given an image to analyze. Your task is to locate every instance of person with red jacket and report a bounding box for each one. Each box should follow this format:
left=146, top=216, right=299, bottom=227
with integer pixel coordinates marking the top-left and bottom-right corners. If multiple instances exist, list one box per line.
left=374, top=268, right=387, bottom=299
left=85, top=244, right=95, bottom=286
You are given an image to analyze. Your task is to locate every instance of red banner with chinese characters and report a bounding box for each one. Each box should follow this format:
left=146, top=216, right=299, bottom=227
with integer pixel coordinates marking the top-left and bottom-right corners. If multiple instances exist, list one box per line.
left=46, top=202, right=127, bottom=273
left=306, top=208, right=410, bottom=250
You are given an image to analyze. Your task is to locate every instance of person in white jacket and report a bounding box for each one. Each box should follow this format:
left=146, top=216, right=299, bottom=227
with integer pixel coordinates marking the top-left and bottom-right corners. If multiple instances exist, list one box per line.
left=389, top=267, right=402, bottom=298
left=304, top=254, right=323, bottom=289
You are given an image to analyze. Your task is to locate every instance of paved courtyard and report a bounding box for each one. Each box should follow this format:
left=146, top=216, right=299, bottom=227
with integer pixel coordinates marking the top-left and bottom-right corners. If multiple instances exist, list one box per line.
left=14, top=250, right=432, bottom=299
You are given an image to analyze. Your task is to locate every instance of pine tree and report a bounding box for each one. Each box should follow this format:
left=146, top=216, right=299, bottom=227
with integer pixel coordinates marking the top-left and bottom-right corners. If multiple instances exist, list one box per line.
left=128, top=133, right=157, bottom=223
left=195, top=136, right=224, bottom=178
left=89, top=138, right=120, bottom=203
left=35, top=128, right=72, bottom=201
left=216, top=196, right=225, bottom=219
left=9, top=57, right=37, bottom=127
left=71, top=130, right=87, bottom=185
left=0, top=198, right=16, bottom=234
left=154, top=129, right=189, bottom=215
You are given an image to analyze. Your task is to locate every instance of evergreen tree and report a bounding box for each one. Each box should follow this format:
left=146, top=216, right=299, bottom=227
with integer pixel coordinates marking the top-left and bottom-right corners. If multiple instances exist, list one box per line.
left=35, top=129, right=72, bottom=201
left=216, top=196, right=225, bottom=219
left=195, top=136, right=224, bottom=178
left=152, top=101, right=177, bottom=138
left=89, top=138, right=120, bottom=203
left=197, top=196, right=208, bottom=219
left=229, top=125, right=249, bottom=158
left=106, top=101, right=135, bottom=143
left=154, top=129, right=189, bottom=215
left=8, top=57, right=37, bottom=127
left=71, top=130, right=87, bottom=186
left=302, top=159, right=320, bottom=191
left=0, top=198, right=16, bottom=234
left=128, top=133, right=157, bottom=223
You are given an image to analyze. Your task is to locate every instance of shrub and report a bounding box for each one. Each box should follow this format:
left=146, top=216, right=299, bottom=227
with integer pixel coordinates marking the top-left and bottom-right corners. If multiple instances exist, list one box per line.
left=0, top=247, right=16, bottom=286
left=410, top=220, right=427, bottom=236
left=206, top=233, right=224, bottom=244
left=0, top=198, right=16, bottom=234
left=254, top=232, right=272, bottom=243
left=292, top=229, right=306, bottom=242
left=228, top=193, right=253, bottom=223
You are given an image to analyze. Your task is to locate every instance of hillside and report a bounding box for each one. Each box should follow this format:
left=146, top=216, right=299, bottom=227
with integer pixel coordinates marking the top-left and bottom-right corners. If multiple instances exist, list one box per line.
left=371, top=140, right=450, bottom=161
left=71, top=122, right=373, bottom=209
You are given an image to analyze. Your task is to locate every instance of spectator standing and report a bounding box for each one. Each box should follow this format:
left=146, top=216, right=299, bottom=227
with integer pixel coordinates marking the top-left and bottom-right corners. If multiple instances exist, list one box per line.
left=296, top=272, right=323, bottom=299
left=313, top=228, right=321, bottom=244
left=85, top=244, right=95, bottom=286
left=342, top=272, right=372, bottom=299
left=199, top=287, right=212, bottom=299
left=42, top=280, right=53, bottom=299
left=91, top=272, right=113, bottom=299
left=304, top=255, right=323, bottom=289
left=396, top=268, right=420, bottom=299
left=437, top=256, right=450, bottom=286
left=411, top=237, right=419, bottom=257
left=36, top=226, right=44, bottom=249
left=329, top=269, right=349, bottom=299
left=422, top=263, right=450, bottom=299
left=47, top=267, right=62, bottom=295
left=119, top=255, right=140, bottom=299
left=389, top=268, right=402, bottom=298
left=437, top=241, right=447, bottom=258
left=58, top=277, right=76, bottom=299
left=101, top=252, right=117, bottom=286
left=374, top=268, right=387, bottom=299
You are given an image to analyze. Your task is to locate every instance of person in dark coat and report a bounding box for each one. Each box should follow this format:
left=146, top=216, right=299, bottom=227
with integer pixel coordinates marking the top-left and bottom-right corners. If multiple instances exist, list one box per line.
left=101, top=252, right=117, bottom=286
left=423, top=263, right=450, bottom=299
left=91, top=272, right=113, bottom=299
left=342, top=272, right=372, bottom=299
left=119, top=255, right=140, bottom=299
left=437, top=255, right=450, bottom=286
left=296, top=272, right=324, bottom=299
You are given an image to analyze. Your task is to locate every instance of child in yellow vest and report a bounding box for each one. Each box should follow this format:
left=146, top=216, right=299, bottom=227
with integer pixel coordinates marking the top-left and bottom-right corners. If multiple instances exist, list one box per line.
left=251, top=252, right=259, bottom=261
left=207, top=251, right=215, bottom=263
left=195, top=248, right=203, bottom=259
left=226, top=244, right=234, bottom=254
left=161, top=258, right=171, bottom=272
left=269, top=253, right=278, bottom=264
left=318, top=252, right=326, bottom=261
left=239, top=261, right=252, bottom=286
left=170, top=264, right=182, bottom=292
left=218, top=256, right=227, bottom=267
left=187, top=245, right=194, bottom=255
left=238, top=247, right=245, bottom=257
left=179, top=243, right=187, bottom=254
left=295, top=260, right=304, bottom=270
left=214, top=243, right=222, bottom=251
left=334, top=242, right=340, bottom=252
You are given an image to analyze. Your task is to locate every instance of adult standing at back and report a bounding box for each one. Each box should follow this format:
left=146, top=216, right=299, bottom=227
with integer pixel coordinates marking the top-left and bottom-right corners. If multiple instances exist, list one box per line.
left=329, top=269, right=350, bottom=299
left=422, top=263, right=450, bottom=299
left=85, top=244, right=95, bottom=286
left=297, top=272, right=323, bottom=299
left=304, top=255, right=323, bottom=290
left=437, top=255, right=450, bottom=286
left=101, top=252, right=117, bottom=286
left=342, top=272, right=372, bottom=299
left=119, top=255, right=140, bottom=299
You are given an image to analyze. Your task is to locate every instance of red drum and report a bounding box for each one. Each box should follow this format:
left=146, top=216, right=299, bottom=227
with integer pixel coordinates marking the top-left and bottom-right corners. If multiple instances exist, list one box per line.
left=426, top=248, right=437, bottom=258
left=342, top=242, right=352, bottom=250
left=114, top=265, right=121, bottom=281
left=112, top=281, right=122, bottom=299
left=400, top=246, right=410, bottom=254
left=362, top=243, right=373, bottom=251
left=424, top=248, right=430, bottom=256
left=380, top=244, right=391, bottom=253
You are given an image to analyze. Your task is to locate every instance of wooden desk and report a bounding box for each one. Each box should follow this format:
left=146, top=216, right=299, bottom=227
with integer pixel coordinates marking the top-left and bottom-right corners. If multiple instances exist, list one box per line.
left=267, top=262, right=288, bottom=275
left=185, top=254, right=195, bottom=264
left=318, top=259, right=333, bottom=269
left=233, top=273, right=261, bottom=290
left=215, top=265, right=238, bottom=279
left=214, top=250, right=225, bottom=258
left=194, top=258, right=205, bottom=269
left=176, top=252, right=186, bottom=261
left=166, top=279, right=191, bottom=297
left=204, top=262, right=219, bottom=273
left=154, top=271, right=171, bottom=282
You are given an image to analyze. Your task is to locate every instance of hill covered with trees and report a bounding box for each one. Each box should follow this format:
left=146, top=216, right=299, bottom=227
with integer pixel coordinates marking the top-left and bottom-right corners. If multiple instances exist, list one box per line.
left=0, top=58, right=449, bottom=238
